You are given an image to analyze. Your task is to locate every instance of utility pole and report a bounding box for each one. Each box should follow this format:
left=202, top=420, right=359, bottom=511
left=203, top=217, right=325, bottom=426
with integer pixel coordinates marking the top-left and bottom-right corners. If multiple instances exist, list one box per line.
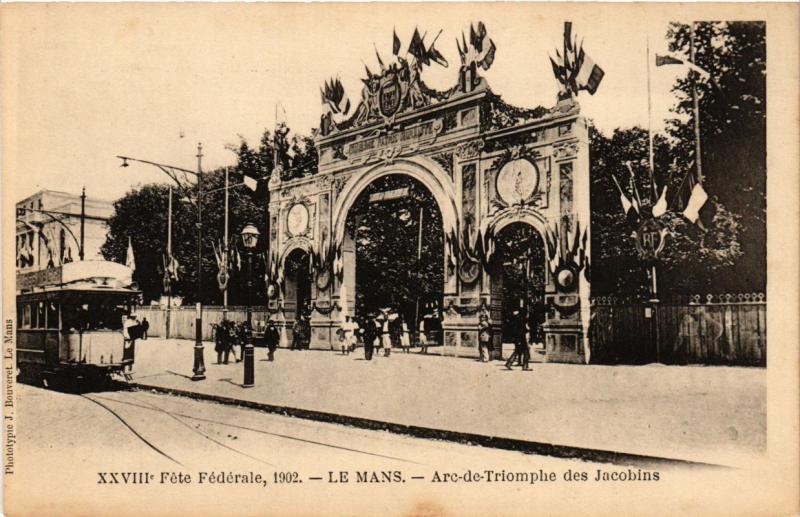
left=80, top=187, right=86, bottom=261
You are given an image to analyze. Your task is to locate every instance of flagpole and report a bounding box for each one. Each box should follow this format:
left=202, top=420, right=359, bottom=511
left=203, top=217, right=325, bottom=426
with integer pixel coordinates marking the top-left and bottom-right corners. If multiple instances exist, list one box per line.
left=646, top=34, right=656, bottom=197
left=414, top=206, right=424, bottom=337
left=166, top=186, right=172, bottom=339
left=689, top=22, right=703, bottom=185
left=223, top=167, right=229, bottom=321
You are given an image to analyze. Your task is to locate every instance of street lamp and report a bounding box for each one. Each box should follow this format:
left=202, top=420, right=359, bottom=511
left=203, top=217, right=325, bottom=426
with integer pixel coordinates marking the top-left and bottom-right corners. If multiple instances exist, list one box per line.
left=117, top=143, right=206, bottom=381
left=241, top=223, right=260, bottom=388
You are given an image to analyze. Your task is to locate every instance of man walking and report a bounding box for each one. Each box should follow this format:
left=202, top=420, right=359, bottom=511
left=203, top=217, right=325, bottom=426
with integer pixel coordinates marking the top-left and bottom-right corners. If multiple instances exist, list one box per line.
left=505, top=309, right=530, bottom=370
left=265, top=318, right=279, bottom=361
left=291, top=317, right=303, bottom=351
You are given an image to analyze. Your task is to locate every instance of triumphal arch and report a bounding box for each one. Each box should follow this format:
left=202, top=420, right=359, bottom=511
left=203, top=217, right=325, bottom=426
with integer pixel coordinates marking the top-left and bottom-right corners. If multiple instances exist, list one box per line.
left=266, top=24, right=591, bottom=363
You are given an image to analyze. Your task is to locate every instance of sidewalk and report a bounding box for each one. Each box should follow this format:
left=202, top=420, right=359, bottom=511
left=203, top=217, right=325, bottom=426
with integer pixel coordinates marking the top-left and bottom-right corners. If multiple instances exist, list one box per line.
left=129, top=338, right=766, bottom=467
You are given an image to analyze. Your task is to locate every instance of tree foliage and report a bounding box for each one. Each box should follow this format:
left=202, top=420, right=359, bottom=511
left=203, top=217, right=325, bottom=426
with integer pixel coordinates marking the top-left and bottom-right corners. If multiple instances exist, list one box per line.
left=345, top=175, right=443, bottom=321
left=665, top=21, right=766, bottom=292
left=589, top=21, right=764, bottom=296
left=102, top=170, right=267, bottom=305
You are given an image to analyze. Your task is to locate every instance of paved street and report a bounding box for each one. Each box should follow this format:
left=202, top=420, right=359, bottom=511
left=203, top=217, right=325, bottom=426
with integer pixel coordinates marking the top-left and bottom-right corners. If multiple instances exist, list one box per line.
left=8, top=382, right=680, bottom=516
left=129, top=338, right=766, bottom=467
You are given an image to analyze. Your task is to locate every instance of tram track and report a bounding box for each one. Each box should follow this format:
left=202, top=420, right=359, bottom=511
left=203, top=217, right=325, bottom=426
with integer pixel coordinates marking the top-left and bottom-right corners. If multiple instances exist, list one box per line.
left=83, top=388, right=425, bottom=468
left=79, top=393, right=183, bottom=466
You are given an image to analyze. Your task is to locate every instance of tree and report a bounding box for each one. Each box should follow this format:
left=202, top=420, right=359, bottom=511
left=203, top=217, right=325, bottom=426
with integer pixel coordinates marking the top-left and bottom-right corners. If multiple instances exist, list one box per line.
left=345, top=175, right=443, bottom=321
left=101, top=169, right=267, bottom=306
left=665, top=21, right=766, bottom=292
left=590, top=125, right=742, bottom=296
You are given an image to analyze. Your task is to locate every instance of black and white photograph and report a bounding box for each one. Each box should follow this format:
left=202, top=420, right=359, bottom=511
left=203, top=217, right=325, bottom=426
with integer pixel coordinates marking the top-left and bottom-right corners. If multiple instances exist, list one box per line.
left=2, top=3, right=798, bottom=516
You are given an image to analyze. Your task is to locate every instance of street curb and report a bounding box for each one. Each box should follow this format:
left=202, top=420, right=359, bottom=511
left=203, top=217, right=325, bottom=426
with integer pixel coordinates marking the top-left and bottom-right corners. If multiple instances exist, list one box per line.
left=129, top=381, right=727, bottom=470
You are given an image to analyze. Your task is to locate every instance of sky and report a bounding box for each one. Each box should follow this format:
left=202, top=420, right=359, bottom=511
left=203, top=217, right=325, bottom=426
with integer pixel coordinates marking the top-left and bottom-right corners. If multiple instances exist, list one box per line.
left=4, top=3, right=691, bottom=202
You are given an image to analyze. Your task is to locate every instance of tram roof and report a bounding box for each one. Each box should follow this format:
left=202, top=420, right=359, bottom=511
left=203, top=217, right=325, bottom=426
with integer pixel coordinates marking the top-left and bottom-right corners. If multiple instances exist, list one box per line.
left=17, top=260, right=138, bottom=295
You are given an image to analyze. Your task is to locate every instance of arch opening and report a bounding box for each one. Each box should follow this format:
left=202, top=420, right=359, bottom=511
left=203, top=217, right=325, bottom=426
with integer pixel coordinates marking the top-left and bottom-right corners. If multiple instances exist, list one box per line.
left=490, top=222, right=547, bottom=344
left=284, top=247, right=311, bottom=323
left=343, top=174, right=444, bottom=330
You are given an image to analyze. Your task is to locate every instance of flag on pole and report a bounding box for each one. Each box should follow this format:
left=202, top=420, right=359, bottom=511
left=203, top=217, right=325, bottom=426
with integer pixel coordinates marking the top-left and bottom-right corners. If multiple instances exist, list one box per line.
left=652, top=186, right=668, bottom=218
left=125, top=237, right=136, bottom=271
left=682, top=182, right=708, bottom=224
left=392, top=28, right=401, bottom=55
left=243, top=174, right=258, bottom=192
left=576, top=52, right=605, bottom=95
left=655, top=54, right=711, bottom=79
left=611, top=175, right=634, bottom=215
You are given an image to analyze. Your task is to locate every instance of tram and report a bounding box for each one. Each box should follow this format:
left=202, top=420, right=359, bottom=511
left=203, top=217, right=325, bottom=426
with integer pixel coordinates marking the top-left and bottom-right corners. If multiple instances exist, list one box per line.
left=16, top=260, right=141, bottom=385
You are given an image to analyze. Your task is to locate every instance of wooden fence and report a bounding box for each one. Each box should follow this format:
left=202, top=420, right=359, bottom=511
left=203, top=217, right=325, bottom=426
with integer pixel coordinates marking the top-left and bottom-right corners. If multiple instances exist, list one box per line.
left=589, top=294, right=766, bottom=366
left=135, top=306, right=272, bottom=342
left=137, top=293, right=767, bottom=367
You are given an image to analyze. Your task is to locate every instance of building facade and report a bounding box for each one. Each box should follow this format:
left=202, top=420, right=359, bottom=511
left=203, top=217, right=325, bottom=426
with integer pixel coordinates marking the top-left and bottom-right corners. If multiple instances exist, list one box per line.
left=16, top=189, right=113, bottom=273
left=265, top=27, right=592, bottom=363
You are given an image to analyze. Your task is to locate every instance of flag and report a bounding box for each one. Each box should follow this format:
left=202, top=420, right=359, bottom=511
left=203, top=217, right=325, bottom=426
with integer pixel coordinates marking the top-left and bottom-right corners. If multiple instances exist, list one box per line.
left=125, top=237, right=136, bottom=271
left=427, top=41, right=449, bottom=68
left=576, top=51, right=604, bottom=94
left=374, top=44, right=385, bottom=71
left=611, top=175, right=634, bottom=216
left=682, top=182, right=708, bottom=224
left=550, top=56, right=566, bottom=83
left=656, top=54, right=711, bottom=79
left=392, top=28, right=401, bottom=55
left=652, top=186, right=668, bottom=218
left=655, top=54, right=683, bottom=66
left=407, top=28, right=426, bottom=63
left=477, top=38, right=496, bottom=71
left=564, top=21, right=573, bottom=52
left=243, top=174, right=258, bottom=192
left=321, top=77, right=350, bottom=115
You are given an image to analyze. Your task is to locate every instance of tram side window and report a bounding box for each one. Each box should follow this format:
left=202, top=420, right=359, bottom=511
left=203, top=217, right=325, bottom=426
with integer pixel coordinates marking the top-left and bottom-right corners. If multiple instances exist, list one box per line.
left=36, top=301, right=46, bottom=329
left=46, top=302, right=59, bottom=330
left=28, top=302, right=37, bottom=329
left=61, top=299, right=126, bottom=331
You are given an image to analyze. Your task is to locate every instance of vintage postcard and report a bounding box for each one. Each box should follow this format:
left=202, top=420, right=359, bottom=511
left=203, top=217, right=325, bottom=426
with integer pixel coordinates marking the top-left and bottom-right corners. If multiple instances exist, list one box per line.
left=2, top=3, right=798, bottom=516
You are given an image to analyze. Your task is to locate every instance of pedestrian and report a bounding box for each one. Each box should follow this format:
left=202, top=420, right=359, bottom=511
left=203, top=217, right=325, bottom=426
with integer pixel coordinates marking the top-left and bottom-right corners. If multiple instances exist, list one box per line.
left=381, top=310, right=393, bottom=357
left=399, top=316, right=411, bottom=353
left=346, top=316, right=359, bottom=354
left=213, top=322, right=228, bottom=364
left=302, top=314, right=311, bottom=350
left=362, top=313, right=376, bottom=360
left=478, top=306, right=492, bottom=362
left=265, top=318, right=279, bottom=361
left=505, top=309, right=530, bottom=370
left=229, top=320, right=242, bottom=362
left=389, top=309, right=402, bottom=352
left=122, top=314, right=141, bottom=371
left=291, top=317, right=303, bottom=351
left=141, top=317, right=149, bottom=340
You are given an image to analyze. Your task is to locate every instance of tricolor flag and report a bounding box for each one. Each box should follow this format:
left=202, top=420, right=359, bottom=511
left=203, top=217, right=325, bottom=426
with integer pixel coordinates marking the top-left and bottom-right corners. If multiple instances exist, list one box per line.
left=576, top=51, right=605, bottom=95
left=652, top=186, right=668, bottom=218
left=682, top=182, right=708, bottom=225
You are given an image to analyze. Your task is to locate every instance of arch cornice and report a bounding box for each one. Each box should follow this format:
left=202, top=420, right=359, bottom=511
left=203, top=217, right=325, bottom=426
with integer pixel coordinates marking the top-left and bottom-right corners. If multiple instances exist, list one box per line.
left=279, top=236, right=314, bottom=267
left=331, top=157, right=460, bottom=248
left=485, top=206, right=549, bottom=237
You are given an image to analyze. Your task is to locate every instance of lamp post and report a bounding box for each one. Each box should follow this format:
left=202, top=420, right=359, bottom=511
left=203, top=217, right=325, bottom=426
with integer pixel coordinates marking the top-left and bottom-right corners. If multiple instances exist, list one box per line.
left=117, top=143, right=206, bottom=380
left=241, top=223, right=260, bottom=388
